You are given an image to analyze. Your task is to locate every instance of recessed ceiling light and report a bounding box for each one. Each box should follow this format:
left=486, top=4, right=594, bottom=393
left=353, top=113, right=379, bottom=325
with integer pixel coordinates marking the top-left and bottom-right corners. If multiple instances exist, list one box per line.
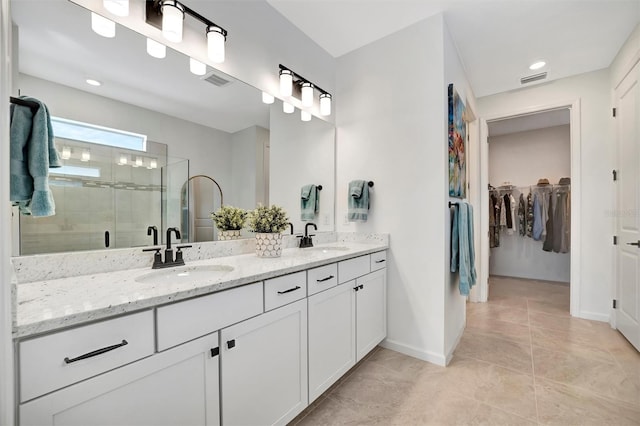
left=86, top=79, right=102, bottom=86
left=529, top=61, right=546, bottom=70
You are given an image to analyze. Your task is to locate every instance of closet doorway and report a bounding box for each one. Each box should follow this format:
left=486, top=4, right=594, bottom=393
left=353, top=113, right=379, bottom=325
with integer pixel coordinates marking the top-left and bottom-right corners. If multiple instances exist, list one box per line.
left=477, top=100, right=581, bottom=317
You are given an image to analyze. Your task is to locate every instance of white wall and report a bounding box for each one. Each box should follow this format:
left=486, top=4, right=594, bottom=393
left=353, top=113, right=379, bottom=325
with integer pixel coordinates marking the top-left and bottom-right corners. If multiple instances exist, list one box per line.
left=610, top=24, right=640, bottom=89
left=230, top=126, right=259, bottom=210
left=488, top=125, right=571, bottom=282
left=478, top=70, right=612, bottom=321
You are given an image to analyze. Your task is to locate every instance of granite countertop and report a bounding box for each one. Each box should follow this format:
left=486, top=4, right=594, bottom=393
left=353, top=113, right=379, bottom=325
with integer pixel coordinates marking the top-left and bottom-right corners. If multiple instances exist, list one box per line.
left=14, top=241, right=388, bottom=339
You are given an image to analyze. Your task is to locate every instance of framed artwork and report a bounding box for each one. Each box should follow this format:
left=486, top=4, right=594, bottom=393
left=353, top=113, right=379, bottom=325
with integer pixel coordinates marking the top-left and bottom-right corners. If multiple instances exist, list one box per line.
left=448, top=83, right=466, bottom=198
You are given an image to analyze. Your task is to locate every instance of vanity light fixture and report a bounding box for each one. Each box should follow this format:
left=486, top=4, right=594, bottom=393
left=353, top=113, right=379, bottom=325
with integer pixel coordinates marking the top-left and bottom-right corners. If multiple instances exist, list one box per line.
left=301, top=82, right=314, bottom=107
left=189, top=58, right=207, bottom=75
left=300, top=110, right=311, bottom=122
left=148, top=158, right=158, bottom=169
left=91, top=12, right=116, bottom=38
left=146, top=0, right=228, bottom=62
left=118, top=154, right=128, bottom=165
left=103, top=0, right=129, bottom=17
left=81, top=149, right=91, bottom=162
left=283, top=101, right=294, bottom=114
left=278, top=64, right=332, bottom=117
left=279, top=69, right=293, bottom=97
left=135, top=156, right=144, bottom=167
left=262, top=92, right=275, bottom=104
left=61, top=146, right=71, bottom=160
left=146, top=38, right=166, bottom=58
left=319, top=93, right=332, bottom=116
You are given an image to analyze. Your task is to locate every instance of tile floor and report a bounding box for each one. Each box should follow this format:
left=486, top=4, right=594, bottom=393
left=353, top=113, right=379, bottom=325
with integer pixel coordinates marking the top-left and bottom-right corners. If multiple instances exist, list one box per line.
left=293, top=276, right=640, bottom=425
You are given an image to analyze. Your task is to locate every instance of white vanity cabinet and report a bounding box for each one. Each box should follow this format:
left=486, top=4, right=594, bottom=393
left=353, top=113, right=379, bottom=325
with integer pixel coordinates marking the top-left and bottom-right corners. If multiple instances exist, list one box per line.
left=355, top=268, right=387, bottom=361
left=220, top=298, right=308, bottom=426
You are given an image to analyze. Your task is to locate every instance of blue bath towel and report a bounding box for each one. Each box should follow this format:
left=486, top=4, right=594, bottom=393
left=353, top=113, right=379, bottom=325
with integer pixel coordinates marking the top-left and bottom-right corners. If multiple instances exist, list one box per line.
left=348, top=180, right=369, bottom=221
left=451, top=202, right=477, bottom=296
left=10, top=97, right=61, bottom=216
left=301, top=184, right=319, bottom=221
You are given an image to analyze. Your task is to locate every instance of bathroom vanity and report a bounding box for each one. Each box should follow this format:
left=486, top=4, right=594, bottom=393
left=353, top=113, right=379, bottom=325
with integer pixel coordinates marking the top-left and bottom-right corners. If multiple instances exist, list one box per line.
left=12, top=236, right=388, bottom=426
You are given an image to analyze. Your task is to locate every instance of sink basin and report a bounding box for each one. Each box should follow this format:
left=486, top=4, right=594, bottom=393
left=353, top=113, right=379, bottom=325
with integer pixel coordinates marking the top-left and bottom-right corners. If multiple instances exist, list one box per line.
left=304, top=246, right=350, bottom=252
left=135, top=264, right=234, bottom=284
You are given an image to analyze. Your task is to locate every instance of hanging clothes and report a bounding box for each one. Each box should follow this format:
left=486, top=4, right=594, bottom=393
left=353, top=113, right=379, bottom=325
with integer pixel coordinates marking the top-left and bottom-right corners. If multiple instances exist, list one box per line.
left=508, top=193, right=517, bottom=235
left=542, top=191, right=555, bottom=252
left=499, top=195, right=507, bottom=229
left=518, top=193, right=526, bottom=237
left=526, top=192, right=534, bottom=238
left=490, top=193, right=501, bottom=248
left=552, top=183, right=571, bottom=253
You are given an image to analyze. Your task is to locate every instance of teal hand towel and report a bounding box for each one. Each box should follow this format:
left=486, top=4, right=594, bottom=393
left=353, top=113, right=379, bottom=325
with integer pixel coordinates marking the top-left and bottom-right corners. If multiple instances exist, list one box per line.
left=348, top=180, right=369, bottom=221
left=301, top=184, right=319, bottom=221
left=10, top=97, right=61, bottom=217
left=451, top=202, right=477, bottom=296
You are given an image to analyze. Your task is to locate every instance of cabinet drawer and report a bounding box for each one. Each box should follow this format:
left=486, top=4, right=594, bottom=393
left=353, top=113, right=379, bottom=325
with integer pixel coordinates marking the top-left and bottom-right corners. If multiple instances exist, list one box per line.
left=338, top=255, right=370, bottom=284
left=264, top=272, right=307, bottom=311
left=157, top=282, right=263, bottom=351
left=370, top=251, right=387, bottom=271
left=307, top=263, right=338, bottom=296
left=19, top=310, right=154, bottom=403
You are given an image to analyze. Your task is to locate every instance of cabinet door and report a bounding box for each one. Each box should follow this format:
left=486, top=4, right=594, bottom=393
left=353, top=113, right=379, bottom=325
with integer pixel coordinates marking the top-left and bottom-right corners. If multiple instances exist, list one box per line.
left=356, top=269, right=387, bottom=362
left=308, top=283, right=356, bottom=403
left=20, top=333, right=220, bottom=426
left=221, top=299, right=307, bottom=426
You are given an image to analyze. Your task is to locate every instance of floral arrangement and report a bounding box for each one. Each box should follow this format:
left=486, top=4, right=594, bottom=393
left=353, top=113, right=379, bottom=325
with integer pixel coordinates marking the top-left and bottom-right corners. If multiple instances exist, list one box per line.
left=211, top=205, right=247, bottom=231
left=247, top=204, right=289, bottom=233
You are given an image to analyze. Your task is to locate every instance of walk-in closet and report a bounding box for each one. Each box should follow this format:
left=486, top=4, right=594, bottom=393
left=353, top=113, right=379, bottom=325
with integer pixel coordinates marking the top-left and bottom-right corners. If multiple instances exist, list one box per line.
left=487, top=109, right=571, bottom=303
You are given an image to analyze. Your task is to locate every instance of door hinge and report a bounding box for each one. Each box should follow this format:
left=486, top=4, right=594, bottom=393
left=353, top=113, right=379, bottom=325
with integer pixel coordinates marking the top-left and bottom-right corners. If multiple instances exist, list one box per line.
left=614, top=236, right=618, bottom=245
left=613, top=170, right=618, bottom=181
left=613, top=299, right=617, bottom=309
left=210, top=347, right=220, bottom=357
left=613, top=108, right=616, bottom=117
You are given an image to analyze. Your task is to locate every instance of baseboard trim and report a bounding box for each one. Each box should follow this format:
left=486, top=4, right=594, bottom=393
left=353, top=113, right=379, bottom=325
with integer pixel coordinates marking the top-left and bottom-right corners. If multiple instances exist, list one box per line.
left=577, top=310, right=609, bottom=323
left=379, top=339, right=446, bottom=366
left=444, top=324, right=465, bottom=366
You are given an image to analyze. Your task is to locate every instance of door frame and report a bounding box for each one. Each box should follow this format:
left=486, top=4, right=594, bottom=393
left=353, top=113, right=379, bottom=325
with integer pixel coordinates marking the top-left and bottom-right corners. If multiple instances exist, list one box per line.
left=476, top=99, right=581, bottom=317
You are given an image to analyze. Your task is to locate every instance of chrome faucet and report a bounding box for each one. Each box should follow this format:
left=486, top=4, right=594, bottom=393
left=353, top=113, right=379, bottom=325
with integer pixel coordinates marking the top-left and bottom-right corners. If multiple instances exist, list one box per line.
left=299, top=223, right=317, bottom=248
left=143, top=227, right=191, bottom=269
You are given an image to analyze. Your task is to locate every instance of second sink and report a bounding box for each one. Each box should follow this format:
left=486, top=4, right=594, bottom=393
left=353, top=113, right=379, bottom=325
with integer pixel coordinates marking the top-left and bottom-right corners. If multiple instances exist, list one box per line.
left=136, top=264, right=234, bottom=284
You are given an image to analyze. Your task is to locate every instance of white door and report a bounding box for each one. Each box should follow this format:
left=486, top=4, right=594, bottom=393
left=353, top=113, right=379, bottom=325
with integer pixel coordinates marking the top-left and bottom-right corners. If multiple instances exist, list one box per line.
left=220, top=299, right=308, bottom=426
left=616, top=60, right=640, bottom=351
left=355, top=269, right=387, bottom=361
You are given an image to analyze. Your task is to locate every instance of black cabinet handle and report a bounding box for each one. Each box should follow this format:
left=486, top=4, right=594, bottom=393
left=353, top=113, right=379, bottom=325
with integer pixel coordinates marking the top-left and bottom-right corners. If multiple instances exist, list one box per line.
left=627, top=241, right=640, bottom=247
left=104, top=231, right=110, bottom=248
left=277, top=286, right=301, bottom=294
left=359, top=284, right=364, bottom=290
left=227, top=339, right=236, bottom=349
left=210, top=347, right=220, bottom=357
left=64, top=340, right=128, bottom=364
left=354, top=286, right=359, bottom=292
left=375, top=259, right=386, bottom=264
left=316, top=275, right=334, bottom=283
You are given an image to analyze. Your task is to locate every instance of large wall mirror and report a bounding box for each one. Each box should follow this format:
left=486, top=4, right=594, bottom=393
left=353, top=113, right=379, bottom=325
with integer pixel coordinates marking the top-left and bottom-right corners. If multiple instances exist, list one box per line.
left=10, top=0, right=335, bottom=255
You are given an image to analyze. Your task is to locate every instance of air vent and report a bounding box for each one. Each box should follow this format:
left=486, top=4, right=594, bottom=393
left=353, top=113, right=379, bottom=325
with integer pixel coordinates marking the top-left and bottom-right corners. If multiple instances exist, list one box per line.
left=521, top=72, right=547, bottom=85
left=202, top=71, right=232, bottom=87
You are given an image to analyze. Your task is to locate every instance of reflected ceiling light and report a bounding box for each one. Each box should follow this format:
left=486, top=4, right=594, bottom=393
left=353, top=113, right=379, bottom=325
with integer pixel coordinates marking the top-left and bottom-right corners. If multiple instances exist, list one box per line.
left=91, top=12, right=116, bottom=38
left=86, top=78, right=102, bottom=87
left=283, top=102, right=294, bottom=114
left=103, top=0, right=129, bottom=17
left=529, top=60, right=546, bottom=70
left=160, top=0, right=184, bottom=43
left=81, top=149, right=91, bottom=162
left=135, top=156, right=143, bottom=167
left=207, top=25, right=226, bottom=63
left=262, top=92, right=275, bottom=104
left=189, top=58, right=207, bottom=75
left=319, top=93, right=332, bottom=116
left=279, top=69, right=293, bottom=97
left=61, top=146, right=71, bottom=160
left=301, top=82, right=314, bottom=107
left=301, top=110, right=311, bottom=122
left=146, top=38, right=166, bottom=58
left=148, top=158, right=158, bottom=169
left=118, top=154, right=128, bottom=165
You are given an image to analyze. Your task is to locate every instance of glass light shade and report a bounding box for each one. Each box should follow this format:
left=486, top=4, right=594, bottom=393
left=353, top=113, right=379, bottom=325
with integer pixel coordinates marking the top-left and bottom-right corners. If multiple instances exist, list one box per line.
left=283, top=102, right=294, bottom=114
left=135, top=156, right=143, bottom=167
left=301, top=82, right=314, bottom=107
left=61, top=146, right=71, bottom=160
left=103, top=0, right=129, bottom=17
left=81, top=150, right=91, bottom=162
left=161, top=0, right=184, bottom=43
left=301, top=110, right=311, bottom=122
left=262, top=92, right=275, bottom=104
left=320, top=93, right=332, bottom=116
left=91, top=12, right=115, bottom=38
left=118, top=154, right=128, bottom=165
left=207, top=26, right=225, bottom=63
left=146, top=38, right=166, bottom=58
left=189, top=58, right=207, bottom=76
left=148, top=158, right=158, bottom=169
left=279, top=69, right=293, bottom=97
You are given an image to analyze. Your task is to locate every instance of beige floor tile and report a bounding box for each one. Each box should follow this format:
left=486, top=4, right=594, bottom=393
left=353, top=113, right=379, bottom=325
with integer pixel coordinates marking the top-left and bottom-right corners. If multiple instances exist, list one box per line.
left=530, top=326, right=618, bottom=364
left=528, top=310, right=605, bottom=333
left=466, top=316, right=532, bottom=345
left=455, top=331, right=533, bottom=375
left=527, top=298, right=570, bottom=316
left=467, top=303, right=530, bottom=326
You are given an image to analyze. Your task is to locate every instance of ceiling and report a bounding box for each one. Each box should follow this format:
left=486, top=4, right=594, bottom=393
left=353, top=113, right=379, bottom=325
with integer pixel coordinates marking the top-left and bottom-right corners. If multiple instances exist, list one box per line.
left=267, top=0, right=640, bottom=97
left=488, top=109, right=570, bottom=137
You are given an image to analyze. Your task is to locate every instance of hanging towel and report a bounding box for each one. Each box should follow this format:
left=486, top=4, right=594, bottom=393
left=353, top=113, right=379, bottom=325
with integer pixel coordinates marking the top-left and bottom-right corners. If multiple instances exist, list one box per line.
left=300, top=184, right=319, bottom=221
left=451, top=202, right=477, bottom=296
left=10, top=97, right=61, bottom=216
left=348, top=180, right=369, bottom=221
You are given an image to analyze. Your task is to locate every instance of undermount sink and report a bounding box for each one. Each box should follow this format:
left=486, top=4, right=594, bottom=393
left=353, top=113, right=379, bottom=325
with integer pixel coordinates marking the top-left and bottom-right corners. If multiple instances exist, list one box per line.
left=135, top=264, right=234, bottom=284
left=304, top=246, right=350, bottom=252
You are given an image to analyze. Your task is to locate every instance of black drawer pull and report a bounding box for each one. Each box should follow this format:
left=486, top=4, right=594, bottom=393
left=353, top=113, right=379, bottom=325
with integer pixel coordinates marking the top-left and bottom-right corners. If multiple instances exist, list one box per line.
left=210, top=347, right=220, bottom=357
left=374, top=259, right=386, bottom=264
left=316, top=275, right=334, bottom=283
left=64, top=340, right=128, bottom=364
left=227, top=339, right=236, bottom=349
left=277, top=286, right=301, bottom=294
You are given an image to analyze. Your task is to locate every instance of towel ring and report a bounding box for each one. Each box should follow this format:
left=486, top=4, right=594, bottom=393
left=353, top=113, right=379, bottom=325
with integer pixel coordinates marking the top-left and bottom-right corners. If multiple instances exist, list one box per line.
left=317, top=185, right=323, bottom=190
left=368, top=181, right=374, bottom=187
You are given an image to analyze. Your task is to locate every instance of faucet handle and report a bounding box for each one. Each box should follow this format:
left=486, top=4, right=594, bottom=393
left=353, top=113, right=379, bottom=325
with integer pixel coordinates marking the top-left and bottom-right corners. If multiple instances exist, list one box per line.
left=176, top=245, right=192, bottom=250
left=142, top=247, right=161, bottom=252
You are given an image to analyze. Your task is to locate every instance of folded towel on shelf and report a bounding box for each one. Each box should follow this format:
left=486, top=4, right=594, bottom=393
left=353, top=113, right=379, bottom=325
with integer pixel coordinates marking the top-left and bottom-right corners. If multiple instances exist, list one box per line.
left=451, top=201, right=477, bottom=296
left=10, top=96, right=61, bottom=217
left=348, top=180, right=369, bottom=221
left=300, top=184, right=319, bottom=221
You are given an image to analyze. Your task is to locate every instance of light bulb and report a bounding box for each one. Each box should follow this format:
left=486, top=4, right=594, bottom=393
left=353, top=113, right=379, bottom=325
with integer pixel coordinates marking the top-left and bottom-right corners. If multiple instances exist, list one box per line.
left=161, top=0, right=184, bottom=43
left=61, top=146, right=71, bottom=160
left=148, top=158, right=158, bottom=169
left=301, top=110, right=311, bottom=122
left=103, top=0, right=129, bottom=17
left=91, top=12, right=115, bottom=38
left=135, top=156, right=143, bottom=167
left=81, top=149, right=91, bottom=162
left=283, top=102, right=294, bottom=114
left=262, top=92, right=275, bottom=104
left=118, top=154, right=128, bottom=165
left=189, top=58, right=206, bottom=76
left=279, top=69, right=293, bottom=97
left=146, top=38, right=166, bottom=58
left=320, top=93, right=332, bottom=116
left=207, top=26, right=225, bottom=63
left=301, top=82, right=314, bottom=107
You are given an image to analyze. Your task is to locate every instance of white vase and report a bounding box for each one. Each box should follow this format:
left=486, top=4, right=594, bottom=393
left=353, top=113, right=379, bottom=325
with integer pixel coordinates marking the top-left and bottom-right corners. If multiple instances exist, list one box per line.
left=219, top=230, right=242, bottom=240
left=255, top=232, right=283, bottom=258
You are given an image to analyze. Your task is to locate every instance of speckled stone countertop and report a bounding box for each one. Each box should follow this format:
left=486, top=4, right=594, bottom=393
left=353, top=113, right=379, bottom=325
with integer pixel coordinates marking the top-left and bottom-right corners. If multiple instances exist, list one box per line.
left=14, top=237, right=388, bottom=339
